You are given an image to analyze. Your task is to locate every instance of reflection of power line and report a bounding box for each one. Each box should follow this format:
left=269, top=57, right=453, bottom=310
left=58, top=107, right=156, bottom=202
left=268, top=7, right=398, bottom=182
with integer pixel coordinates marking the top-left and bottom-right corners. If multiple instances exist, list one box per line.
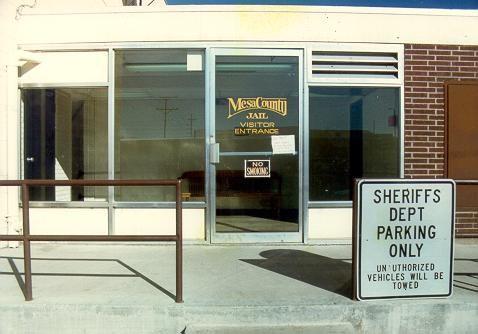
left=156, top=98, right=178, bottom=138
left=187, top=113, right=196, bottom=138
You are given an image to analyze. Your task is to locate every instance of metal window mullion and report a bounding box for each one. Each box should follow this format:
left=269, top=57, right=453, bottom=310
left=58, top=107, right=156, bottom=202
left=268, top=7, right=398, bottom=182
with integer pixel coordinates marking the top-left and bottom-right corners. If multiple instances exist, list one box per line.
left=207, top=48, right=216, bottom=242
left=18, top=82, right=108, bottom=88
left=18, top=90, right=24, bottom=181
left=107, top=48, right=115, bottom=235
left=298, top=49, right=305, bottom=243
left=398, top=45, right=405, bottom=179
left=204, top=47, right=212, bottom=243
left=302, top=49, right=309, bottom=244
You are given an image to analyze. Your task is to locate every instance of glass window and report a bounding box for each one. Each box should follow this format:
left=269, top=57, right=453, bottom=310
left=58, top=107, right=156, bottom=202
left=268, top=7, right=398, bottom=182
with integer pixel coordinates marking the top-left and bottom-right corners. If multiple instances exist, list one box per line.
left=22, top=88, right=108, bottom=201
left=309, top=87, right=400, bottom=201
left=114, top=49, right=205, bottom=201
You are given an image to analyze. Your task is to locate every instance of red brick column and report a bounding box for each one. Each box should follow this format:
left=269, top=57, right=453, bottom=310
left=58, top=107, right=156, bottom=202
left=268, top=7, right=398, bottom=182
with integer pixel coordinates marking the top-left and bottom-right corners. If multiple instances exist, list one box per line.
left=404, top=44, right=478, bottom=237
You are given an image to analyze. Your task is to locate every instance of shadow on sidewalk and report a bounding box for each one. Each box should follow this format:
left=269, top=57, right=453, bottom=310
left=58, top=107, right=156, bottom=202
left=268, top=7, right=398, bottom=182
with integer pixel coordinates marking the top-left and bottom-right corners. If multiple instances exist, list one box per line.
left=454, top=258, right=478, bottom=293
left=241, top=249, right=353, bottom=298
left=0, top=256, right=175, bottom=301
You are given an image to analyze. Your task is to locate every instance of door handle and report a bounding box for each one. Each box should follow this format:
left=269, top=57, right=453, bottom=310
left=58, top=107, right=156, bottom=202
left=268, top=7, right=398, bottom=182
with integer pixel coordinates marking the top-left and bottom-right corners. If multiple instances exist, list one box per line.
left=26, top=157, right=35, bottom=162
left=210, top=143, right=220, bottom=164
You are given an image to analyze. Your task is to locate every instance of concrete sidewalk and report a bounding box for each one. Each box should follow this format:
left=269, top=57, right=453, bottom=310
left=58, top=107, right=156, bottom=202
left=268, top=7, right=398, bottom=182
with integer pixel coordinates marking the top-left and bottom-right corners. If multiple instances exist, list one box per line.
left=0, top=240, right=477, bottom=333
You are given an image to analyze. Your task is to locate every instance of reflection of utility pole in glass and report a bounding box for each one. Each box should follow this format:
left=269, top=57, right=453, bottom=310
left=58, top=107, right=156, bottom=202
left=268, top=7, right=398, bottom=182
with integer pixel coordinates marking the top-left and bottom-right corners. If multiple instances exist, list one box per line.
left=157, top=98, right=178, bottom=138
left=187, top=113, right=196, bottom=137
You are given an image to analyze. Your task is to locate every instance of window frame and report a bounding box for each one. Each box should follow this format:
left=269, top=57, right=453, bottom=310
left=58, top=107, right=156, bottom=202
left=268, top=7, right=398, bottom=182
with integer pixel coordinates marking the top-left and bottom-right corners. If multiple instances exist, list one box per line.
left=16, top=44, right=404, bottom=231
left=305, top=43, right=404, bottom=208
left=19, top=48, right=208, bottom=210
left=112, top=48, right=207, bottom=205
left=20, top=85, right=110, bottom=208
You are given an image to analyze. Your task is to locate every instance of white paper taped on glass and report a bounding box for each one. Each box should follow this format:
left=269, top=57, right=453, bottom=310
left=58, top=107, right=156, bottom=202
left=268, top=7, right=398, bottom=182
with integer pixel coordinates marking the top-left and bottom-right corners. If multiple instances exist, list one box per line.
left=271, top=135, right=295, bottom=155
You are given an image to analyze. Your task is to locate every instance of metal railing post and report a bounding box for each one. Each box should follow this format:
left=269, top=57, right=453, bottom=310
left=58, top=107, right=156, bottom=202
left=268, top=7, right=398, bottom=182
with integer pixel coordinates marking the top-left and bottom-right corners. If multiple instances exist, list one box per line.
left=175, top=179, right=183, bottom=303
left=21, top=183, right=33, bottom=301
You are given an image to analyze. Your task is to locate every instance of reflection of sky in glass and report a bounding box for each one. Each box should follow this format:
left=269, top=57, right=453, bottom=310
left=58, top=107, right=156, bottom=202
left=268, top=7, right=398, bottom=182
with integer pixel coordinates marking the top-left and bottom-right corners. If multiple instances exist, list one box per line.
left=166, top=0, right=478, bottom=9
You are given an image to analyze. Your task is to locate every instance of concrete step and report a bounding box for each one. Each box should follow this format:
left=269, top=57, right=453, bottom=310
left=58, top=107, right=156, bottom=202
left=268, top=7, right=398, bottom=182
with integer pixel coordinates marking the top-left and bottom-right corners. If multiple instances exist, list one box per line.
left=2, top=301, right=477, bottom=334
left=185, top=323, right=354, bottom=334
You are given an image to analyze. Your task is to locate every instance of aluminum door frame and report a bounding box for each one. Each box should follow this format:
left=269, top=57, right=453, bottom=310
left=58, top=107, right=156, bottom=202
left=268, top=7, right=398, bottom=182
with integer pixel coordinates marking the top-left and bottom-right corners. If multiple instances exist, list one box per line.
left=207, top=48, right=304, bottom=243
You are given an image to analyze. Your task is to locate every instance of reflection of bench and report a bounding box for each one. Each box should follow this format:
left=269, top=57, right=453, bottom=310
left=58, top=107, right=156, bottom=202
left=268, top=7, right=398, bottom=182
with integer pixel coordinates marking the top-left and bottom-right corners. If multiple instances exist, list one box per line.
left=181, top=170, right=282, bottom=215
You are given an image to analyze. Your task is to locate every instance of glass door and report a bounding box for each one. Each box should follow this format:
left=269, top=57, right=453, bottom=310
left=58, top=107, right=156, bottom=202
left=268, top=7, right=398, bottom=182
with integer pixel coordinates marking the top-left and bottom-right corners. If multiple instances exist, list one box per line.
left=209, top=49, right=303, bottom=243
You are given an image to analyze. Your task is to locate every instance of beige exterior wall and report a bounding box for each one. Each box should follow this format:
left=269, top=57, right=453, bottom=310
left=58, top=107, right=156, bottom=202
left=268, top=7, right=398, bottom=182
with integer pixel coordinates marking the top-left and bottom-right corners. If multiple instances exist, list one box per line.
left=27, top=208, right=205, bottom=240
left=0, top=0, right=20, bottom=248
left=16, top=6, right=478, bottom=47
left=30, top=208, right=109, bottom=235
left=115, top=208, right=205, bottom=240
left=308, top=208, right=353, bottom=240
left=1, top=1, right=477, bottom=244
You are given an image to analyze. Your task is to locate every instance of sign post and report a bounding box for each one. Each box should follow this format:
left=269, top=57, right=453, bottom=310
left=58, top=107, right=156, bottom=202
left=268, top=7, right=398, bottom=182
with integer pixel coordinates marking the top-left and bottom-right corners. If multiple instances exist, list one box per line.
left=353, top=179, right=455, bottom=300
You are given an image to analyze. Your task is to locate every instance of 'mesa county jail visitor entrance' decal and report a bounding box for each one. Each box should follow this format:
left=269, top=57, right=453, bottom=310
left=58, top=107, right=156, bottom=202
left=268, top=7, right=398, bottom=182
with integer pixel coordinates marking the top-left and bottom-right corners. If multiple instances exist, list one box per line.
left=228, top=97, right=287, bottom=136
left=353, top=179, right=455, bottom=300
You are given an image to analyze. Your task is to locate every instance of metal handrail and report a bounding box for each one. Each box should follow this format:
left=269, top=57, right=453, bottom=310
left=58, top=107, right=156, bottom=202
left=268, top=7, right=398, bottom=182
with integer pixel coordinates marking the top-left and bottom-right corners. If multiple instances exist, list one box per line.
left=0, top=179, right=183, bottom=303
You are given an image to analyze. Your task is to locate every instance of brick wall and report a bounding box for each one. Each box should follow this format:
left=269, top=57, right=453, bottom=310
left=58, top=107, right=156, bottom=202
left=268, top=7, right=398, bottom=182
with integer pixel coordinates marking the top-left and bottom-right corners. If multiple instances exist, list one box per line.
left=455, top=209, right=478, bottom=237
left=404, top=44, right=478, bottom=237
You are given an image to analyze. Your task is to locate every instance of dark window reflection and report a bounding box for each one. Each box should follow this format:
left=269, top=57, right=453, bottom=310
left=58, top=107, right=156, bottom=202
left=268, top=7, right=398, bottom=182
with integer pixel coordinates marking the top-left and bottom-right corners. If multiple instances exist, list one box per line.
left=309, top=87, right=400, bottom=201
left=23, top=88, right=108, bottom=201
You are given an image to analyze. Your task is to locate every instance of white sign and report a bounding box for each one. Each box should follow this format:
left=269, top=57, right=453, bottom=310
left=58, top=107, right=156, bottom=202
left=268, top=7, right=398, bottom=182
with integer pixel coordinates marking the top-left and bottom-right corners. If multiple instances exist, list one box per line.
left=354, top=179, right=455, bottom=300
left=187, top=51, right=203, bottom=71
left=271, top=135, right=295, bottom=155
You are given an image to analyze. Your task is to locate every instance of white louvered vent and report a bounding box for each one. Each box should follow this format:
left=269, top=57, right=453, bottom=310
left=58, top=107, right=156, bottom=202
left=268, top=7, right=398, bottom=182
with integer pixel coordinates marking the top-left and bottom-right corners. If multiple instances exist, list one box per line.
left=311, top=51, right=400, bottom=82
